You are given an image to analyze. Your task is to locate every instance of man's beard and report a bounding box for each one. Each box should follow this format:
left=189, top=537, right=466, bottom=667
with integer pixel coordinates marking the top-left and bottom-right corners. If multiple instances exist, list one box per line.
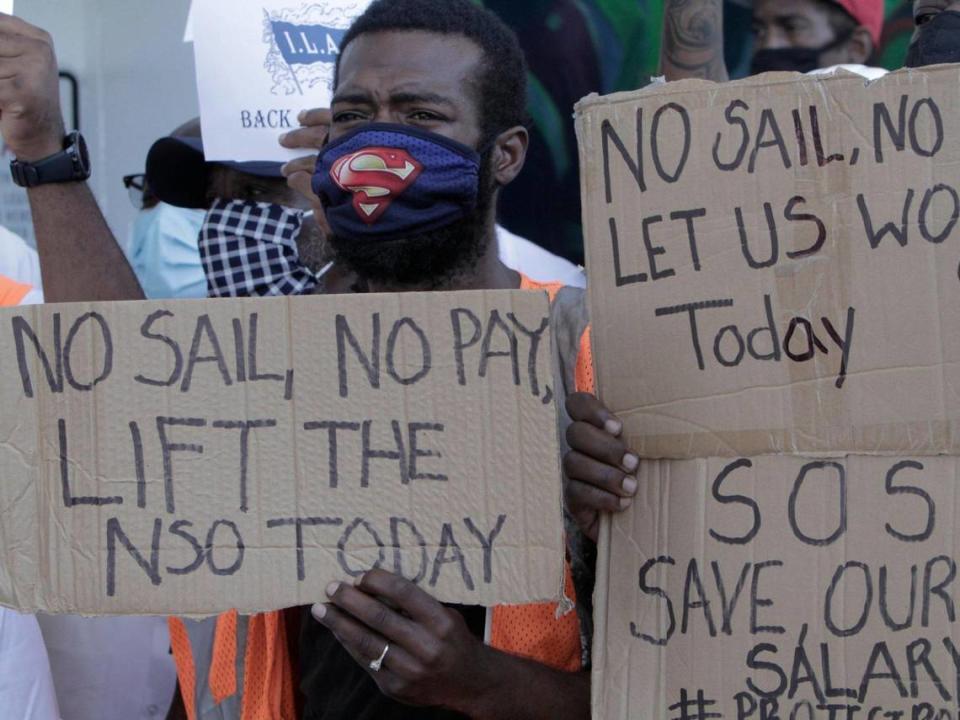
left=327, top=151, right=496, bottom=290
left=294, top=215, right=333, bottom=274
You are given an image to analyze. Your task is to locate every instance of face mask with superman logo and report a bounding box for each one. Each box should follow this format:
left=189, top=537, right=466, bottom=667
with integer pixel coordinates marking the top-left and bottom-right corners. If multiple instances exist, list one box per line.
left=312, top=123, right=481, bottom=241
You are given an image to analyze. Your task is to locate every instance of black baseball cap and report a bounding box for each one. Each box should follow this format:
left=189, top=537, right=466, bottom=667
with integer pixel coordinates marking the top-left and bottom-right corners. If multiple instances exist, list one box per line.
left=145, top=134, right=285, bottom=209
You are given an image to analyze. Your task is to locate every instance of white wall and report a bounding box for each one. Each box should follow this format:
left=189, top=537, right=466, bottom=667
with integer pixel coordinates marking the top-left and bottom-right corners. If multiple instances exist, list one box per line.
left=9, top=0, right=199, bottom=245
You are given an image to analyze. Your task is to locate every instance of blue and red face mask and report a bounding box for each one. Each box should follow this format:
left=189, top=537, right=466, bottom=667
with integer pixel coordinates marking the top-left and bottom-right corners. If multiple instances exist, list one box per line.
left=312, top=123, right=482, bottom=240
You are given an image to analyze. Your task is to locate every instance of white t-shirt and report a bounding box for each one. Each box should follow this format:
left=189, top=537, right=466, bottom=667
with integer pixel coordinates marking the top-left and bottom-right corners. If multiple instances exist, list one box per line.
left=0, top=610, right=61, bottom=720
left=0, top=231, right=58, bottom=720
left=496, top=225, right=586, bottom=288
left=0, top=225, right=44, bottom=304
left=37, top=615, right=177, bottom=720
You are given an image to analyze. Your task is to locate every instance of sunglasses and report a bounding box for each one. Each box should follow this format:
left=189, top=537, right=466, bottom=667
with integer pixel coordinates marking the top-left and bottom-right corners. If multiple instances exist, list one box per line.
left=123, top=173, right=156, bottom=209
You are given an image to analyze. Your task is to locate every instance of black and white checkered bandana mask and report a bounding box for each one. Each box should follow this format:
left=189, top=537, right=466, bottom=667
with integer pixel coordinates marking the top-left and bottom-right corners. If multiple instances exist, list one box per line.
left=199, top=198, right=318, bottom=298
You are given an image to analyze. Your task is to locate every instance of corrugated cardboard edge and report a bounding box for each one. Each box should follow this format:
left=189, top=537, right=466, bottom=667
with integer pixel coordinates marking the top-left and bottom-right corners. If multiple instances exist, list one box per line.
left=623, top=419, right=960, bottom=460
left=591, top=513, right=614, bottom=719
left=573, top=64, right=959, bottom=115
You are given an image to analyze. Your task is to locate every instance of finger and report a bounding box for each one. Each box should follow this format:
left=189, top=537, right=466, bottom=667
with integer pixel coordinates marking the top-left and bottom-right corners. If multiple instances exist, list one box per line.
left=0, top=31, right=35, bottom=58
left=279, top=125, right=328, bottom=150
left=566, top=477, right=631, bottom=514
left=568, top=505, right=601, bottom=543
left=325, top=581, right=426, bottom=651
left=566, top=421, right=637, bottom=472
left=312, top=601, right=419, bottom=676
left=355, top=569, right=447, bottom=626
left=280, top=155, right=317, bottom=178
left=565, top=392, right=623, bottom=436
left=0, top=17, right=51, bottom=43
left=297, top=107, right=332, bottom=127
left=563, top=450, right=638, bottom=498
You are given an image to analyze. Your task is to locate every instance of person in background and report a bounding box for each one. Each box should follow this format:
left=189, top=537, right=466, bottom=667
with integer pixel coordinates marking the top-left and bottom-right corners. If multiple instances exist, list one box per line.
left=37, top=614, right=178, bottom=720
left=906, top=0, right=960, bottom=65
left=145, top=118, right=345, bottom=297
left=145, top=117, right=584, bottom=293
left=0, top=225, right=59, bottom=720
left=660, top=0, right=884, bottom=81
left=121, top=172, right=207, bottom=299
left=0, top=608, right=60, bottom=720
left=0, top=223, right=43, bottom=304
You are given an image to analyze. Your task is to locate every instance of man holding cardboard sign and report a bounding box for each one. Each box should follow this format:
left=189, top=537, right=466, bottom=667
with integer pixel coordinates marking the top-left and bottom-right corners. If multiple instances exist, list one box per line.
left=0, top=2, right=605, bottom=719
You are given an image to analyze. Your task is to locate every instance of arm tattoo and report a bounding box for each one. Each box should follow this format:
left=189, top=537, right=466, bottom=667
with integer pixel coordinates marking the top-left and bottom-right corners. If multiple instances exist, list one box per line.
left=662, top=0, right=729, bottom=82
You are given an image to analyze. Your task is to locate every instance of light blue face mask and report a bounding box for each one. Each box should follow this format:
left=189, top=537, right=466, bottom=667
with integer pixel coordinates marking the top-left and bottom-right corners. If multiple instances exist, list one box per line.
left=126, top=203, right=207, bottom=300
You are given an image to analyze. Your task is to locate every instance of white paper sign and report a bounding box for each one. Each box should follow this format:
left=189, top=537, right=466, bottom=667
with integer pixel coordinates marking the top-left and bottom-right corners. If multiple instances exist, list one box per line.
left=192, top=0, right=373, bottom=162
left=1, top=0, right=14, bottom=16
left=183, top=1, right=194, bottom=42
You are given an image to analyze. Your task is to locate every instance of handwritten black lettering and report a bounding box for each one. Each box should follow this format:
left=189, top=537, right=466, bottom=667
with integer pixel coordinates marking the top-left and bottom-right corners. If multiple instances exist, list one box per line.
left=156, top=417, right=206, bottom=514
left=385, top=317, right=431, bottom=386
left=709, top=459, right=760, bottom=545
left=632, top=556, right=677, bottom=646
left=266, top=516, right=343, bottom=581
left=106, top=517, right=162, bottom=597
left=429, top=522, right=474, bottom=591
left=479, top=310, right=520, bottom=386
left=789, top=461, right=847, bottom=546
left=336, top=313, right=380, bottom=398
left=450, top=308, right=482, bottom=386
left=181, top=315, right=232, bottom=392
left=211, top=419, right=278, bottom=513
left=303, top=420, right=361, bottom=488
left=59, top=418, right=122, bottom=507
left=135, top=310, right=183, bottom=387
left=338, top=517, right=386, bottom=577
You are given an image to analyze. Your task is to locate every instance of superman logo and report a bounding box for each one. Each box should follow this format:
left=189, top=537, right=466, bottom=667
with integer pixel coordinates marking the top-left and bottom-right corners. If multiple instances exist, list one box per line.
left=329, top=148, right=423, bottom=224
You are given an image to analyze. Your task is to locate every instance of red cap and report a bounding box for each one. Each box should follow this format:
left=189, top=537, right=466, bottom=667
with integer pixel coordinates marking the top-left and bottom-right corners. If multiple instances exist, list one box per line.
left=834, top=0, right=884, bottom=45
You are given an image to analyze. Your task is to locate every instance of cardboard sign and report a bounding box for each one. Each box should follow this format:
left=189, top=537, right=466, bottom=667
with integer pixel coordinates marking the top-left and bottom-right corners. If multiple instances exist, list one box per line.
left=577, top=67, right=960, bottom=459
left=580, top=67, right=960, bottom=720
left=191, top=0, right=373, bottom=162
left=0, top=291, right=565, bottom=616
left=594, top=455, right=960, bottom=720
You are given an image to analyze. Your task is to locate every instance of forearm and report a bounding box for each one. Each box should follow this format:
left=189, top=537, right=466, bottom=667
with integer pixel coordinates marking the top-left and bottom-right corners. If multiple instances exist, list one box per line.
left=28, top=182, right=145, bottom=302
left=661, top=0, right=729, bottom=82
left=458, top=648, right=590, bottom=720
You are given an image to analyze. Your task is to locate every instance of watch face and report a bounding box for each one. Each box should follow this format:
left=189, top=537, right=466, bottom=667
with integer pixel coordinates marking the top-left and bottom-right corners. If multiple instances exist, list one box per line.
left=70, top=131, right=91, bottom=174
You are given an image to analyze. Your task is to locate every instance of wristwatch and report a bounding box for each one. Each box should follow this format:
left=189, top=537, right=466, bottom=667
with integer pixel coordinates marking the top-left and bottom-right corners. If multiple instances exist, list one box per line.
left=10, top=130, right=91, bottom=187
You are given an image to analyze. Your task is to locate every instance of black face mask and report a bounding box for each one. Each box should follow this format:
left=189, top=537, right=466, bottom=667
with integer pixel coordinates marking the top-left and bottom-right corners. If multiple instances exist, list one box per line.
left=906, top=10, right=960, bottom=67
left=751, top=32, right=852, bottom=75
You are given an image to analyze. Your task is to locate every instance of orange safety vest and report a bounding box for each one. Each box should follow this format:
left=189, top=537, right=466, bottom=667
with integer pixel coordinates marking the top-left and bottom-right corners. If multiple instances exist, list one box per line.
left=0, top=274, right=33, bottom=307
left=169, top=276, right=591, bottom=717
left=169, top=612, right=296, bottom=720
left=489, top=279, right=591, bottom=672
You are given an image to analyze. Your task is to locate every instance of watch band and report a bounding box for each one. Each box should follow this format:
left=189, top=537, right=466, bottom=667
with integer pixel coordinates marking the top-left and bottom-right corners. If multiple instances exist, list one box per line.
left=10, top=131, right=91, bottom=188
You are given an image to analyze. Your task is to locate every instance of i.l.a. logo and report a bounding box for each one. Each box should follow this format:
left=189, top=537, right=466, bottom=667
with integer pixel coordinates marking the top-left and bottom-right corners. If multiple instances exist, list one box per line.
left=262, top=2, right=369, bottom=96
